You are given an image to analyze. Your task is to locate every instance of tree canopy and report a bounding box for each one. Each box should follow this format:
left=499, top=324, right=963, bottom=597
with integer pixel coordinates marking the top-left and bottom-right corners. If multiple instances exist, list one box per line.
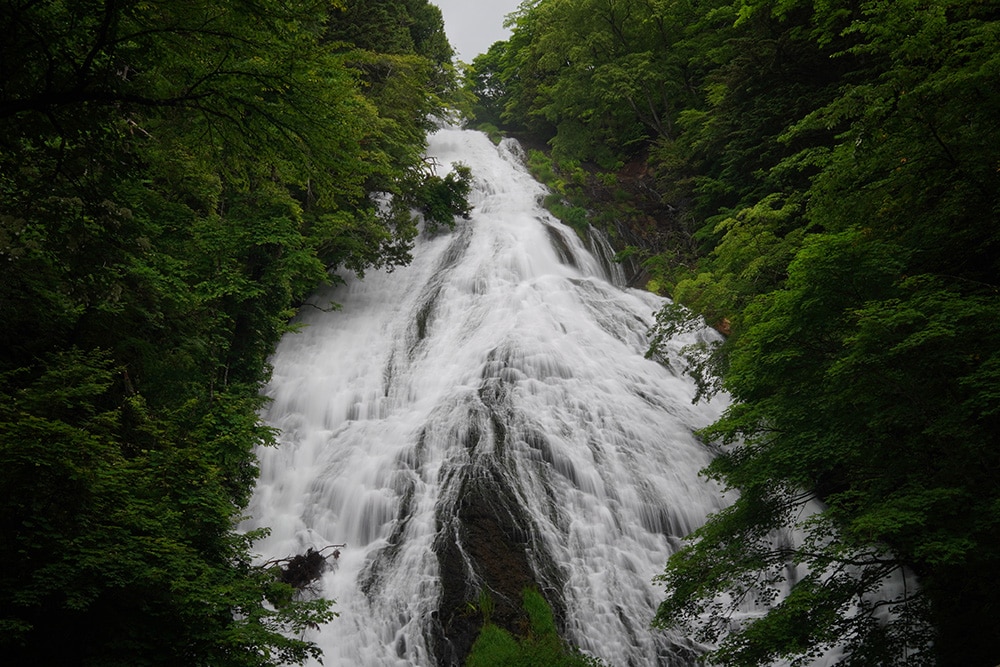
left=472, top=0, right=1000, bottom=664
left=0, top=0, right=468, bottom=663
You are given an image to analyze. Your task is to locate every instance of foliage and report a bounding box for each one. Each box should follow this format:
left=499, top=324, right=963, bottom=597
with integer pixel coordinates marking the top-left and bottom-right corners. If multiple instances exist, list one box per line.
left=656, top=2, right=1000, bottom=664
left=407, top=163, right=474, bottom=233
left=466, top=588, right=605, bottom=667
left=668, top=192, right=808, bottom=331
left=495, top=0, right=712, bottom=165
left=465, top=41, right=513, bottom=129
left=524, top=151, right=592, bottom=234
left=488, top=0, right=1000, bottom=664
left=646, top=301, right=726, bottom=404
left=0, top=0, right=462, bottom=663
left=0, top=349, right=337, bottom=665
left=476, top=122, right=505, bottom=145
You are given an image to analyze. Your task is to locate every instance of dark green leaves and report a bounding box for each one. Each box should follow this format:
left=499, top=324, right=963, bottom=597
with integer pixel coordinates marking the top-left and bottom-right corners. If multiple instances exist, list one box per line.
left=484, top=0, right=999, bottom=661
left=0, top=0, right=461, bottom=663
left=409, top=163, right=474, bottom=232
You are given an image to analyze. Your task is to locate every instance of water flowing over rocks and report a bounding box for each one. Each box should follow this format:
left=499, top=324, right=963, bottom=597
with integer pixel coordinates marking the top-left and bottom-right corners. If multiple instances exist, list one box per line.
left=245, top=128, right=731, bottom=666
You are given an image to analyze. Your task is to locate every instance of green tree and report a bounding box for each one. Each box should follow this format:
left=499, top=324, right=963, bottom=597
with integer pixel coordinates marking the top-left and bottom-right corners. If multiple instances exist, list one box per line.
left=494, top=0, right=710, bottom=166
left=466, top=41, right=512, bottom=128
left=485, top=3, right=1000, bottom=659
left=466, top=589, right=604, bottom=667
left=0, top=0, right=466, bottom=663
left=652, top=1, right=1000, bottom=665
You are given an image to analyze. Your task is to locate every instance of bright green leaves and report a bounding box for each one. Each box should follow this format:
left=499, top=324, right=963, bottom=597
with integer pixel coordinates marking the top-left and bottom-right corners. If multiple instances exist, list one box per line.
left=309, top=208, right=413, bottom=277
left=673, top=193, right=807, bottom=330
left=654, top=3, right=1000, bottom=655
left=474, top=0, right=709, bottom=165
left=466, top=588, right=604, bottom=667
left=653, top=4, right=1000, bottom=641
left=716, top=231, right=913, bottom=484
left=322, top=3, right=469, bottom=260
left=669, top=225, right=1000, bottom=662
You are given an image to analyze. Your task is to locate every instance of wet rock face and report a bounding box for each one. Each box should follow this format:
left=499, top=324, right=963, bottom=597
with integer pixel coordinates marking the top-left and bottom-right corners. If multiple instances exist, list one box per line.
left=430, top=460, right=565, bottom=666
left=427, top=340, right=569, bottom=665
left=430, top=466, right=535, bottom=665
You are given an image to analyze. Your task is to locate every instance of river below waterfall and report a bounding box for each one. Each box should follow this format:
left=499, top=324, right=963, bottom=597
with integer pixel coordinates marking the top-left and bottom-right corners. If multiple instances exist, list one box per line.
left=245, top=128, right=733, bottom=666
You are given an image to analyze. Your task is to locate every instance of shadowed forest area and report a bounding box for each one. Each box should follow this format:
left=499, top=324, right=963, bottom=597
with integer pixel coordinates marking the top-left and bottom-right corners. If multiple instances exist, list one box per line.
left=0, top=0, right=472, bottom=664
left=464, top=1, right=999, bottom=665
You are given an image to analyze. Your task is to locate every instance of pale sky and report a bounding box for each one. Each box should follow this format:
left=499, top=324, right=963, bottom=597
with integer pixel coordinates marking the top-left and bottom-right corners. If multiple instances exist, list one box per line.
left=433, top=0, right=523, bottom=62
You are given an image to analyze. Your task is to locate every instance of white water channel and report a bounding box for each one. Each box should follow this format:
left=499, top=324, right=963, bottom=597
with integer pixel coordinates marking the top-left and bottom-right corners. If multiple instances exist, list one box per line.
left=245, top=128, right=734, bottom=666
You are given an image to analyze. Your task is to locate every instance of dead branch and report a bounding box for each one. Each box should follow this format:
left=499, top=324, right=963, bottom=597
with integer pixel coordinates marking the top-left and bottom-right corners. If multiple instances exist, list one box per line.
left=261, top=544, right=346, bottom=590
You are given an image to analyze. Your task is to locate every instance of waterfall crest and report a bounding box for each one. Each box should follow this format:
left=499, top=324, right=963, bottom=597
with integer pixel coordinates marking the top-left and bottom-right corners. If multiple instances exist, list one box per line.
left=246, top=128, right=731, bottom=666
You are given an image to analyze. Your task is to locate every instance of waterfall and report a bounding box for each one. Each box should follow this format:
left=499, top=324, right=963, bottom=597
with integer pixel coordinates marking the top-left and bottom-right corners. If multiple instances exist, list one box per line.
left=246, top=128, right=733, bottom=666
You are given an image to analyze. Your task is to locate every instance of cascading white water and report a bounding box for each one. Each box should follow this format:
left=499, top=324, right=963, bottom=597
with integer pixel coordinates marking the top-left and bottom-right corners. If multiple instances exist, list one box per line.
left=245, top=128, right=734, bottom=666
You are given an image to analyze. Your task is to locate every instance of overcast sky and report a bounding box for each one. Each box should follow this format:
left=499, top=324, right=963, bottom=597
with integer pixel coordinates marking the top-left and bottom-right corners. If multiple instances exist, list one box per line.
left=434, top=0, right=523, bottom=62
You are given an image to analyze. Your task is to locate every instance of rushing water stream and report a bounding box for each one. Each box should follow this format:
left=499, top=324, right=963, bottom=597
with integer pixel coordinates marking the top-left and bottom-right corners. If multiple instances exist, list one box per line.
left=245, top=128, right=733, bottom=666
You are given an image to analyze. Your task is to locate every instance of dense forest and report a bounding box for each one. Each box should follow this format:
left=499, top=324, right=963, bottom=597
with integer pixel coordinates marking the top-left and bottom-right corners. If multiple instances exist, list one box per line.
left=0, top=0, right=472, bottom=664
left=466, top=0, right=999, bottom=665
